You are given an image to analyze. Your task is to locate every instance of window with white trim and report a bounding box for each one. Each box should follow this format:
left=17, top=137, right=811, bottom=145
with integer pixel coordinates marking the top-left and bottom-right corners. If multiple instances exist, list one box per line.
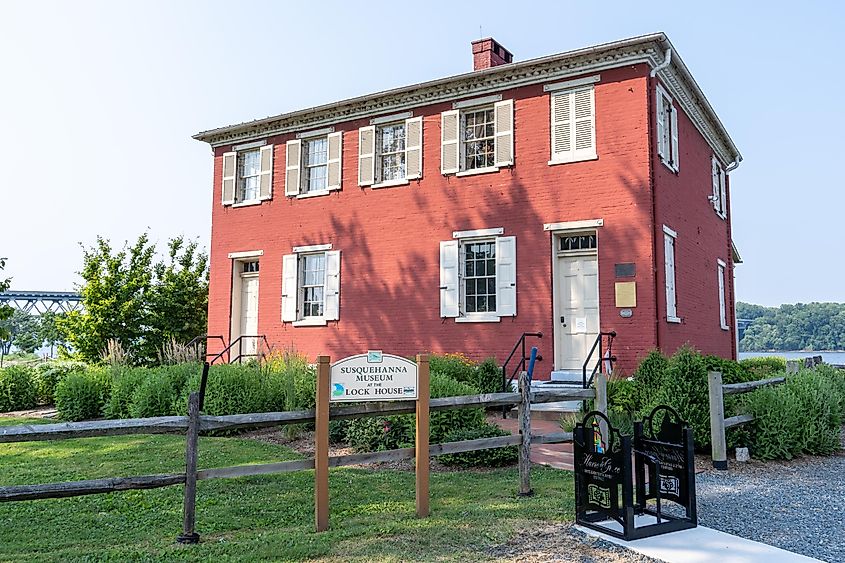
left=221, top=145, right=273, bottom=205
left=711, top=156, right=727, bottom=218
left=550, top=85, right=596, bottom=164
left=281, top=248, right=341, bottom=325
left=656, top=85, right=679, bottom=172
left=663, top=226, right=679, bottom=322
left=717, top=259, right=728, bottom=330
left=378, top=123, right=406, bottom=182
left=284, top=133, right=343, bottom=197
left=358, top=116, right=422, bottom=187
left=439, top=232, right=516, bottom=321
left=440, top=99, right=513, bottom=175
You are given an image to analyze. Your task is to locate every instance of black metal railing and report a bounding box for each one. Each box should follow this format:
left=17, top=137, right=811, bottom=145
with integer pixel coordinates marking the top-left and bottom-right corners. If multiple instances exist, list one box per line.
left=208, top=335, right=270, bottom=365
left=185, top=335, right=226, bottom=362
left=502, top=332, right=543, bottom=392
left=582, top=331, right=617, bottom=388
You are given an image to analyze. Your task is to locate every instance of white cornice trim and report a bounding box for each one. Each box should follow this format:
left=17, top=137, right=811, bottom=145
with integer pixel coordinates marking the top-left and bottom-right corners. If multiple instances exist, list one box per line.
left=543, top=75, right=600, bottom=92
left=453, top=94, right=502, bottom=109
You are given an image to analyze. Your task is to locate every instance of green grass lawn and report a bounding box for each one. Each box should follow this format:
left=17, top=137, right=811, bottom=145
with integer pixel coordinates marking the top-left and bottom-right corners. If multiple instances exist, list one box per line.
left=0, top=417, right=574, bottom=562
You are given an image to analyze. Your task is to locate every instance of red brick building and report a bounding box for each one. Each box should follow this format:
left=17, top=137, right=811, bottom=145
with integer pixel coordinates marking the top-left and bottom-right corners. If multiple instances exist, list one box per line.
left=194, top=33, right=742, bottom=378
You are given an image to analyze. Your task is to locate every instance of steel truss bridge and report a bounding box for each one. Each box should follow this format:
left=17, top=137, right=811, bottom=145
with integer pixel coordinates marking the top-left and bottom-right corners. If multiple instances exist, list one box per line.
left=0, top=291, right=82, bottom=314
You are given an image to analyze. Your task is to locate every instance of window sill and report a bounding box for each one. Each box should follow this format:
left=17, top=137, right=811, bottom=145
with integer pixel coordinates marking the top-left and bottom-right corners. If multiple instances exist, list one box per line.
left=231, top=199, right=263, bottom=208
left=659, top=158, right=679, bottom=174
left=292, top=318, right=328, bottom=327
left=455, top=315, right=501, bottom=323
left=715, top=211, right=727, bottom=221
left=456, top=166, right=500, bottom=178
left=667, top=316, right=682, bottom=324
left=548, top=154, right=598, bottom=166
left=295, top=190, right=331, bottom=199
left=720, top=324, right=730, bottom=331
left=370, top=179, right=409, bottom=189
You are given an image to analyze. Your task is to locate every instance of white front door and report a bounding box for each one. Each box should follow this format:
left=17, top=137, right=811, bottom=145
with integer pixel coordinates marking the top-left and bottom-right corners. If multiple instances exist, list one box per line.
left=239, top=275, right=259, bottom=357
left=556, top=254, right=599, bottom=371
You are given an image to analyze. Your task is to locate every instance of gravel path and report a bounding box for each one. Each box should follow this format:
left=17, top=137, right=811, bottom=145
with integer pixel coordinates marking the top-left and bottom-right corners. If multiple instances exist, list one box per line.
left=694, top=450, right=845, bottom=562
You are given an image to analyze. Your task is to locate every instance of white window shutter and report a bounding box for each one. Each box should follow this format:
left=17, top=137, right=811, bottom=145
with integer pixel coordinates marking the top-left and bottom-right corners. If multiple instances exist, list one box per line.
left=222, top=151, right=236, bottom=205
left=551, top=92, right=571, bottom=160
left=718, top=263, right=727, bottom=328
left=439, top=240, right=459, bottom=318
left=405, top=117, right=423, bottom=180
left=711, top=157, right=720, bottom=212
left=285, top=140, right=301, bottom=196
left=719, top=170, right=727, bottom=217
left=324, top=250, right=341, bottom=321
left=358, top=126, right=376, bottom=186
left=670, top=106, right=679, bottom=171
left=440, top=110, right=460, bottom=174
left=664, top=234, right=677, bottom=319
left=281, top=254, right=298, bottom=322
left=327, top=132, right=343, bottom=191
left=573, top=88, right=596, bottom=159
left=259, top=145, right=273, bottom=200
left=656, top=92, right=667, bottom=161
left=494, top=99, right=514, bottom=167
left=495, top=236, right=517, bottom=317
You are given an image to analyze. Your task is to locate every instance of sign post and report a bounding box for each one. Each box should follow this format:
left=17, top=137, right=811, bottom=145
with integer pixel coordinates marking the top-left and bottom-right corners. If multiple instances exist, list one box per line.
left=415, top=354, right=430, bottom=517
left=315, top=356, right=330, bottom=532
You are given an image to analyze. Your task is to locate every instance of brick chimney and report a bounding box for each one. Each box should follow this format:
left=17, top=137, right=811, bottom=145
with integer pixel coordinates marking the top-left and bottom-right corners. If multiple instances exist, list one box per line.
left=471, top=37, right=513, bottom=71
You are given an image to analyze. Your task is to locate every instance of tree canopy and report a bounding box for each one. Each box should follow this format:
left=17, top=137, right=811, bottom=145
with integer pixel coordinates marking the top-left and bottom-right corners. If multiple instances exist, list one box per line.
left=58, top=234, right=208, bottom=364
left=738, top=301, right=845, bottom=352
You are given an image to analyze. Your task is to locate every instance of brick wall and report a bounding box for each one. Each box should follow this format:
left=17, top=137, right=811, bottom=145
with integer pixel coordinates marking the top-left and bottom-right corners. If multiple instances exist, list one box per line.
left=206, top=64, right=704, bottom=375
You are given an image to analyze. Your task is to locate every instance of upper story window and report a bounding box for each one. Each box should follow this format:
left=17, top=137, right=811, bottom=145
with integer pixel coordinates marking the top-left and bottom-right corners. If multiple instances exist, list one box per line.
left=656, top=85, right=679, bottom=172
left=549, top=84, right=597, bottom=164
left=221, top=144, right=273, bottom=206
left=281, top=245, right=341, bottom=326
left=284, top=132, right=343, bottom=197
left=440, top=98, right=513, bottom=176
left=711, top=156, right=727, bottom=219
left=358, top=116, right=423, bottom=188
left=439, top=229, right=516, bottom=322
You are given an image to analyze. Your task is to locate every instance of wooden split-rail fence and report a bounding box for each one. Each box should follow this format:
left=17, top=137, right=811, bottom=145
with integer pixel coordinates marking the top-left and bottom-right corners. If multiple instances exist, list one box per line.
left=707, top=371, right=786, bottom=469
left=0, top=371, right=607, bottom=542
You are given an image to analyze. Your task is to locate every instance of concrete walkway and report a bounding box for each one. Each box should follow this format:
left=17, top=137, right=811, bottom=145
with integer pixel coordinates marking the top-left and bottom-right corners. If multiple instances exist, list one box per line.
left=493, top=416, right=574, bottom=470
left=576, top=521, right=824, bottom=563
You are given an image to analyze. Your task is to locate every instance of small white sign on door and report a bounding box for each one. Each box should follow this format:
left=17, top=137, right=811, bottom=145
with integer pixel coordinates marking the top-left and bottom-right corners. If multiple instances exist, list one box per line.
left=574, top=317, right=588, bottom=334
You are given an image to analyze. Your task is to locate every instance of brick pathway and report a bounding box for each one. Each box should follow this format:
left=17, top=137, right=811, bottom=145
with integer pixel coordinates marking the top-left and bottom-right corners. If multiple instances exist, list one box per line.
left=493, top=416, right=574, bottom=471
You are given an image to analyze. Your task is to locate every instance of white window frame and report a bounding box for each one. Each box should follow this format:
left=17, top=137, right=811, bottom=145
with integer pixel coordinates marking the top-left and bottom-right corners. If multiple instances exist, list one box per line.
left=283, top=245, right=340, bottom=326
left=458, top=237, right=499, bottom=322
left=296, top=252, right=327, bottom=323
left=301, top=136, right=329, bottom=195
left=236, top=148, right=262, bottom=204
left=717, top=259, right=729, bottom=330
left=548, top=83, right=597, bottom=165
left=458, top=106, right=498, bottom=175
left=656, top=85, right=679, bottom=173
left=711, top=156, right=727, bottom=219
left=374, top=121, right=407, bottom=187
left=663, top=225, right=680, bottom=323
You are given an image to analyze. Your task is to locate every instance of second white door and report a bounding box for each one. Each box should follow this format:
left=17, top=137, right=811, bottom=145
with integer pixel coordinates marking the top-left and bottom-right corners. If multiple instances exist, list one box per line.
left=556, top=255, right=599, bottom=371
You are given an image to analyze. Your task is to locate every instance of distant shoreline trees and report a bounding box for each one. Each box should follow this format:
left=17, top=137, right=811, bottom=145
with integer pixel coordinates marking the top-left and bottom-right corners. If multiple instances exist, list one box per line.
left=738, top=301, right=845, bottom=352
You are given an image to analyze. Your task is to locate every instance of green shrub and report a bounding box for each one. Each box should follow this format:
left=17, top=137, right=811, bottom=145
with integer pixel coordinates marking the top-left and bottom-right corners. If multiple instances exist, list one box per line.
left=633, top=350, right=669, bottom=408
left=429, top=354, right=477, bottom=389
left=476, top=357, right=503, bottom=394
left=179, top=364, right=270, bottom=416
left=105, top=367, right=149, bottom=419
left=439, top=423, right=518, bottom=468
left=31, top=362, right=86, bottom=405
left=704, top=355, right=752, bottom=385
left=129, top=372, right=180, bottom=418
left=739, top=356, right=787, bottom=379
left=264, top=351, right=316, bottom=411
left=55, top=371, right=109, bottom=421
left=745, top=384, right=804, bottom=459
left=607, top=377, right=639, bottom=415
left=0, top=366, right=37, bottom=412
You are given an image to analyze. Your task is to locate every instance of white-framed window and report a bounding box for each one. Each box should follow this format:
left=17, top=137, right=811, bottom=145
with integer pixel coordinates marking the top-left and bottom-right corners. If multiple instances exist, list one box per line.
left=441, top=99, right=513, bottom=175
left=281, top=247, right=340, bottom=326
left=358, top=117, right=423, bottom=187
left=656, top=85, right=679, bottom=172
left=663, top=225, right=679, bottom=323
left=221, top=144, right=273, bottom=205
left=284, top=133, right=342, bottom=197
left=717, top=259, right=729, bottom=330
left=711, top=156, right=727, bottom=218
left=549, top=85, right=596, bottom=164
left=440, top=230, right=516, bottom=322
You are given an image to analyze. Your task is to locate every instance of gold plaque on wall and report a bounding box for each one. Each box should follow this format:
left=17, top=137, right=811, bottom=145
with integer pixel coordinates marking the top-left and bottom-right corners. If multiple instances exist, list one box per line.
left=615, top=281, right=637, bottom=308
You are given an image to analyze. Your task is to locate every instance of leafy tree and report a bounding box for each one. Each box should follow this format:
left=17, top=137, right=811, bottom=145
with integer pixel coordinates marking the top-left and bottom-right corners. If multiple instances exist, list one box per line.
left=39, top=311, right=66, bottom=358
left=58, top=234, right=208, bottom=365
left=0, top=310, right=41, bottom=354
left=0, top=258, right=12, bottom=342
left=738, top=301, right=845, bottom=352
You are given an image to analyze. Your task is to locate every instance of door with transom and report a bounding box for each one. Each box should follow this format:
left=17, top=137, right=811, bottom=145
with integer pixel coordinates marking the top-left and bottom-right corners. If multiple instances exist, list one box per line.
left=554, top=233, right=599, bottom=371
left=239, top=271, right=259, bottom=357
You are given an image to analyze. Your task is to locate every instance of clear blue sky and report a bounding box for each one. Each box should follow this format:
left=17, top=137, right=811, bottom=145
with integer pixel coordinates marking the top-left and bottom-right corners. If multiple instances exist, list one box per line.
left=1, top=0, right=842, bottom=307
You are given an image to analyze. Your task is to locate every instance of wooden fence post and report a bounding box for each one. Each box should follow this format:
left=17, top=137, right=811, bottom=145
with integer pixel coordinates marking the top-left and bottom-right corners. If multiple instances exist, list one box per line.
left=177, top=392, right=200, bottom=544
left=415, top=354, right=430, bottom=517
left=517, top=370, right=533, bottom=497
left=707, top=371, right=728, bottom=470
left=314, top=356, right=331, bottom=532
left=594, top=373, right=608, bottom=440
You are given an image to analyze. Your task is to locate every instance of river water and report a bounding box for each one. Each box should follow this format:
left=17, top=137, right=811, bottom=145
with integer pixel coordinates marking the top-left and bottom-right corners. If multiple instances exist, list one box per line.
left=739, top=351, right=845, bottom=365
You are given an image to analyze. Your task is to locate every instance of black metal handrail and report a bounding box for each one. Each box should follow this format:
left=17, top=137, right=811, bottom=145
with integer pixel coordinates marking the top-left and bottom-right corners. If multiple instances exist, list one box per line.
left=185, top=334, right=226, bottom=361
left=208, top=335, right=270, bottom=365
left=502, top=332, right=543, bottom=392
left=582, top=331, right=617, bottom=388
